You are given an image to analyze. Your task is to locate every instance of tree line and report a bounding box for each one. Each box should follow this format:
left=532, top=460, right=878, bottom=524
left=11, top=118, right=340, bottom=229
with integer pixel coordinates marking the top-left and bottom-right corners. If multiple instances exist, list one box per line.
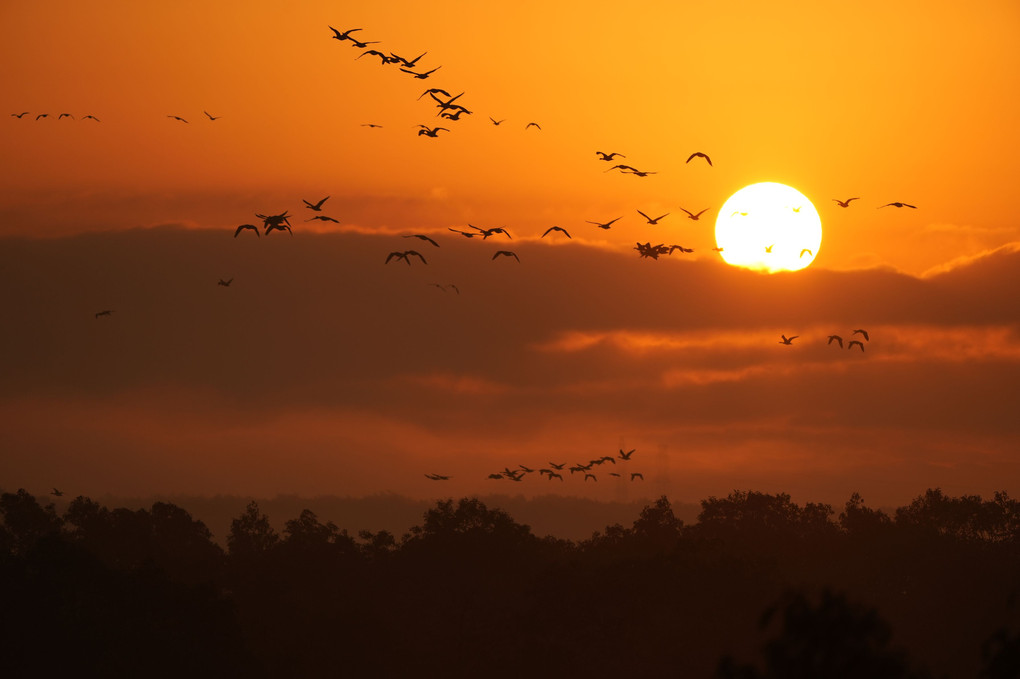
left=1, top=487, right=1018, bottom=677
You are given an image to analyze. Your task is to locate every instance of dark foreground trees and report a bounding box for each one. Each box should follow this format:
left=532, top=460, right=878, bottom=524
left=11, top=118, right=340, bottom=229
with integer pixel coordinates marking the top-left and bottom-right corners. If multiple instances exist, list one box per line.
left=1, top=487, right=1017, bottom=677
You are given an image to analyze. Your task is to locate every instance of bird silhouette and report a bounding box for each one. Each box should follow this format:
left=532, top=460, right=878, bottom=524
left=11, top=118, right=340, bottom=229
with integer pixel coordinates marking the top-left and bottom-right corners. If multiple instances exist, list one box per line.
left=779, top=334, right=798, bottom=345
left=848, top=340, right=865, bottom=352
left=167, top=115, right=188, bottom=123
left=489, top=116, right=505, bottom=125
left=827, top=335, right=844, bottom=348
left=328, top=26, right=363, bottom=42
left=448, top=228, right=480, bottom=238
left=58, top=113, right=75, bottom=120
left=419, top=87, right=452, bottom=100
left=525, top=122, right=541, bottom=130
left=95, top=310, right=114, bottom=319
left=305, top=215, right=339, bottom=223
left=429, top=283, right=460, bottom=294
left=424, top=473, right=450, bottom=480
left=439, top=109, right=468, bottom=121
left=852, top=329, right=870, bottom=341
left=404, top=234, right=440, bottom=247
left=686, top=151, right=712, bottom=166
left=391, top=51, right=427, bottom=68
left=618, top=448, right=635, bottom=460
left=469, top=225, right=511, bottom=239
left=358, top=49, right=396, bottom=64
left=604, top=163, right=639, bottom=174
left=361, top=123, right=383, bottom=128
left=386, top=250, right=427, bottom=265
left=487, top=473, right=503, bottom=480
left=800, top=248, right=813, bottom=258
left=542, top=226, right=571, bottom=239
left=204, top=111, right=222, bottom=121
left=401, top=66, right=441, bottom=79
left=637, top=210, right=670, bottom=225
left=765, top=244, right=775, bottom=253
left=11, top=112, right=29, bottom=118
left=630, top=473, right=644, bottom=481
left=51, top=488, right=64, bottom=497
left=234, top=224, right=260, bottom=238
left=679, top=207, right=709, bottom=220
left=417, top=125, right=449, bottom=137
left=731, top=211, right=748, bottom=217
left=667, top=245, right=694, bottom=254
left=218, top=278, right=233, bottom=287
left=492, top=251, right=520, bottom=262
left=257, top=211, right=293, bottom=235
left=596, top=151, right=625, bottom=161
left=35, top=113, right=49, bottom=120
left=82, top=114, right=101, bottom=122
left=833, top=197, right=859, bottom=208
left=303, top=196, right=330, bottom=211
left=879, top=202, right=917, bottom=209
left=586, top=216, right=622, bottom=230
left=584, top=473, right=597, bottom=482
left=348, top=38, right=380, bottom=49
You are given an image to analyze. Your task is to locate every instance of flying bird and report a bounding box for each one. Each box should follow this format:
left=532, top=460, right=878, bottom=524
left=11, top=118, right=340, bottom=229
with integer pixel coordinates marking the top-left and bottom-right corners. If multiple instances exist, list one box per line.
left=400, top=66, right=441, bottom=79
left=82, top=115, right=101, bottom=121
left=833, top=197, right=859, bottom=208
left=386, top=250, right=427, bottom=265
left=305, top=215, right=339, bottom=223
left=328, top=26, right=363, bottom=42
left=765, top=244, right=775, bottom=253
left=637, top=210, right=669, bottom=225
left=469, top=224, right=511, bottom=239
left=51, top=488, right=64, bottom=497
left=596, top=151, right=625, bottom=161
left=800, top=249, right=813, bottom=258
left=11, top=112, right=29, bottom=118
left=419, top=87, right=452, bottom=100
left=525, top=122, right=541, bottom=130
left=234, top=224, right=260, bottom=238
left=167, top=115, right=188, bottom=123
left=848, top=340, right=865, bottom=352
left=852, top=329, right=870, bottom=341
left=58, top=113, right=75, bottom=120
left=361, top=123, right=383, bottom=128
left=542, top=226, right=571, bottom=239
left=348, top=38, right=380, bottom=49
left=586, top=216, right=623, bottom=230
left=489, top=116, right=505, bottom=125
left=679, top=207, right=709, bottom=221
left=686, top=151, right=712, bottom=166
left=218, top=278, right=233, bottom=287
left=391, top=51, right=427, bottom=68
left=618, top=449, right=635, bottom=460
left=584, top=473, right=597, bottom=482
left=448, top=228, right=480, bottom=238
left=879, top=202, right=917, bottom=209
left=779, top=334, right=798, bottom=345
left=630, top=473, right=644, bottom=481
left=95, top=310, right=114, bottom=318
left=417, top=125, right=449, bottom=137
left=424, top=473, right=450, bottom=480
left=827, top=335, right=844, bottom=348
left=35, top=113, right=49, bottom=120
left=358, top=49, right=397, bottom=64
left=303, top=196, right=330, bottom=211
left=492, top=250, right=520, bottom=262
left=204, top=111, right=222, bottom=121
left=404, top=234, right=440, bottom=247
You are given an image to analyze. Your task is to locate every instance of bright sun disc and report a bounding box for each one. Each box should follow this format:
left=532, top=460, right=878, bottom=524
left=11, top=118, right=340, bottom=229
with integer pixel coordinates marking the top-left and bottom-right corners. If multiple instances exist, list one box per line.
left=715, top=182, right=822, bottom=272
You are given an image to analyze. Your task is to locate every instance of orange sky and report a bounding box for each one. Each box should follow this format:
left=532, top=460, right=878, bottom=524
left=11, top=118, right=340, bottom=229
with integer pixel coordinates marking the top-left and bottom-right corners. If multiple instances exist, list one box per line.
left=2, top=1, right=1019, bottom=508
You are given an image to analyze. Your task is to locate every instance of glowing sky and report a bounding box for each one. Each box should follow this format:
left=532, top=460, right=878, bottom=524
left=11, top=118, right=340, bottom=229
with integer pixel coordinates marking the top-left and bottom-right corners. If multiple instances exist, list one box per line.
left=2, top=0, right=1019, bottom=506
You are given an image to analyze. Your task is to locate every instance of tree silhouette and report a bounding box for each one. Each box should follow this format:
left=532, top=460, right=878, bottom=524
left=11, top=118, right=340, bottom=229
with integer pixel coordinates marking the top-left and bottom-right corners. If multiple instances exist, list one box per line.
left=0, top=488, right=62, bottom=554
left=227, top=500, right=279, bottom=560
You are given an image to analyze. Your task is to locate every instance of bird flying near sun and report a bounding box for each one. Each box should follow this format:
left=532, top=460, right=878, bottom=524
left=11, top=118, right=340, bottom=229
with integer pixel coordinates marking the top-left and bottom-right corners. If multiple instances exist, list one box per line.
left=715, top=183, right=822, bottom=273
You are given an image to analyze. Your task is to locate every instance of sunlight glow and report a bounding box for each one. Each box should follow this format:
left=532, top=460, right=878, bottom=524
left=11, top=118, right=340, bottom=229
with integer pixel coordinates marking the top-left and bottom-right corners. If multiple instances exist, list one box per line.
left=715, top=183, right=822, bottom=272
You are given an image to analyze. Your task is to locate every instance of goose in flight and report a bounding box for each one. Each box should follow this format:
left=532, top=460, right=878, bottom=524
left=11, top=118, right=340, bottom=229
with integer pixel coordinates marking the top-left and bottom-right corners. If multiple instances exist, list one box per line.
left=303, top=196, right=330, bottom=211
left=487, top=473, right=503, bottom=480
left=257, top=210, right=293, bottom=235
left=604, top=163, right=639, bottom=174
left=609, top=472, right=622, bottom=478
left=547, top=472, right=564, bottom=481
left=848, top=340, right=865, bottom=352
left=800, top=248, right=813, bottom=258
left=731, top=211, right=748, bottom=217
left=348, top=37, right=380, bottom=49
left=879, top=202, right=917, bottom=209
left=404, top=234, right=440, bottom=247
left=401, top=66, right=441, bottom=79
left=35, top=113, right=49, bottom=120
left=630, top=473, right=644, bottom=481
left=439, top=109, right=467, bottom=121
left=82, top=114, right=101, bottom=121
left=489, top=116, right=505, bottom=125
left=779, top=334, right=798, bottom=345
left=328, top=26, right=363, bottom=42
left=542, top=226, right=571, bottom=238
left=584, top=473, right=597, bottom=482
left=424, top=473, right=450, bottom=480
left=833, top=197, right=859, bottom=208
left=470, top=224, right=511, bottom=239
left=448, top=227, right=480, bottom=238
left=58, top=113, right=75, bottom=120
left=167, top=115, right=188, bottom=123
left=204, top=111, right=222, bottom=121
left=417, top=125, right=449, bottom=137
left=11, top=112, right=29, bottom=118
left=305, top=215, right=339, bottom=223
left=679, top=207, right=709, bottom=221
left=852, top=328, right=869, bottom=341
left=492, top=250, right=520, bottom=262
left=358, top=49, right=397, bottom=64
left=667, top=245, right=693, bottom=254
left=218, top=278, right=233, bottom=287
left=827, top=335, right=844, bottom=348
left=586, top=216, right=622, bottom=230
left=419, top=87, right=451, bottom=100
left=391, top=51, right=427, bottom=68
left=549, top=462, right=566, bottom=470
left=625, top=168, right=656, bottom=177
left=686, top=151, right=712, bottom=166
left=618, top=448, right=635, bottom=460
left=429, top=283, right=459, bottom=294
left=234, top=223, right=260, bottom=238
left=765, top=244, right=775, bottom=253
left=637, top=210, right=669, bottom=225
left=525, top=122, right=541, bottom=130
left=386, top=250, right=427, bottom=265
left=361, top=123, right=383, bottom=128
left=95, top=310, right=114, bottom=318
left=51, top=488, right=64, bottom=497
left=596, top=151, right=625, bottom=161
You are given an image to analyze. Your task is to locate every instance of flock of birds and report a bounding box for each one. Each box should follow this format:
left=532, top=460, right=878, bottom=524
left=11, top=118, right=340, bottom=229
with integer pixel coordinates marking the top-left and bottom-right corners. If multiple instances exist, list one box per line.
left=426, top=448, right=645, bottom=483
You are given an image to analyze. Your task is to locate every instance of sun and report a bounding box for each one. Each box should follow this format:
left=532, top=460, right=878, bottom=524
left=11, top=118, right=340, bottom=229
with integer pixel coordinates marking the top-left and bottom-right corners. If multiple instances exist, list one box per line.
left=715, top=183, right=822, bottom=272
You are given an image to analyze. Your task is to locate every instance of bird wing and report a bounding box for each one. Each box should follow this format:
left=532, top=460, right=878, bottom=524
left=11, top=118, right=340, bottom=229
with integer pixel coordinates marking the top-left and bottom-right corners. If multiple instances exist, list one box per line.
left=408, top=251, right=427, bottom=264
